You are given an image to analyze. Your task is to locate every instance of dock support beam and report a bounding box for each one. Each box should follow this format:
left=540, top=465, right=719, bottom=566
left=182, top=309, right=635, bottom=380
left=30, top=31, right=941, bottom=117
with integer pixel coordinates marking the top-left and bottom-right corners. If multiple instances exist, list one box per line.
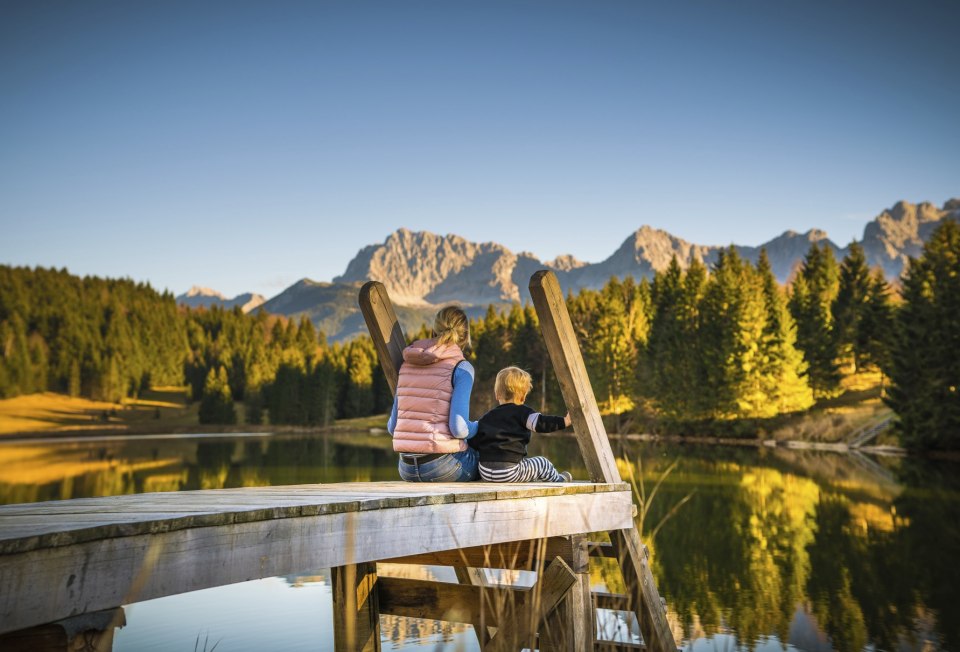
left=541, top=535, right=592, bottom=652
left=529, top=270, right=677, bottom=652
left=332, top=562, right=381, bottom=652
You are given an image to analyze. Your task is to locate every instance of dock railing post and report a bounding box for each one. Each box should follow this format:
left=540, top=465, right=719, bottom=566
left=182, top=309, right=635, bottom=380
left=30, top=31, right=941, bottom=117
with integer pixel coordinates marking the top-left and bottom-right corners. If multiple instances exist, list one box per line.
left=529, top=270, right=677, bottom=652
left=358, top=282, right=406, bottom=396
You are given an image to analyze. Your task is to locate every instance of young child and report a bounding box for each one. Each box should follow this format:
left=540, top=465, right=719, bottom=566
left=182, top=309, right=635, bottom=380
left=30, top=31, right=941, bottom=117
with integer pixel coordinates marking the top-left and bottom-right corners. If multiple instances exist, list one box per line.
left=471, top=366, right=573, bottom=483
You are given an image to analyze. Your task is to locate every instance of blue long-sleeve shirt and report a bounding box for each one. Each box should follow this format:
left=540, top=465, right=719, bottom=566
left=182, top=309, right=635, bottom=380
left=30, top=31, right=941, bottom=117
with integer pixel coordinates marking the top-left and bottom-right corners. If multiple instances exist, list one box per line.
left=387, top=360, right=479, bottom=439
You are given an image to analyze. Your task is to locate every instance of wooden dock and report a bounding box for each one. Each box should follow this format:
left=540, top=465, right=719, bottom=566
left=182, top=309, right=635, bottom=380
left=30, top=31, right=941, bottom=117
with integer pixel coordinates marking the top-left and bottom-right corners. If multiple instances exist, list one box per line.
left=0, top=482, right=632, bottom=644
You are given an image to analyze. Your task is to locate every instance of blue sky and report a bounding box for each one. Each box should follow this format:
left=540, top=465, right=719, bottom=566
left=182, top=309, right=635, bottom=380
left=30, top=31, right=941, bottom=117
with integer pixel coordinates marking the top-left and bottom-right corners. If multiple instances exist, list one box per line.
left=2, top=1, right=958, bottom=299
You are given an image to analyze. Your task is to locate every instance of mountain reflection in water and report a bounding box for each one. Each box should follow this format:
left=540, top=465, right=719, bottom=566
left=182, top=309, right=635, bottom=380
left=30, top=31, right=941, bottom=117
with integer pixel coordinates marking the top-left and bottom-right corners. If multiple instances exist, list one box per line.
left=0, top=431, right=956, bottom=651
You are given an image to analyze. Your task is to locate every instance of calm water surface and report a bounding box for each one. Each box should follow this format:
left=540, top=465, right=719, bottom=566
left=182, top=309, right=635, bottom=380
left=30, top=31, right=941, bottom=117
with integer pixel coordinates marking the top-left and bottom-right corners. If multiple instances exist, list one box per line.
left=1, top=431, right=957, bottom=651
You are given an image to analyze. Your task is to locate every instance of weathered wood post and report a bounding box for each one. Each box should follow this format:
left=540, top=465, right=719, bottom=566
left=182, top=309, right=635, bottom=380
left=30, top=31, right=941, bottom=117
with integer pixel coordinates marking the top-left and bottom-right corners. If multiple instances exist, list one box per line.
left=331, top=562, right=381, bottom=652
left=358, top=281, right=405, bottom=396
left=540, top=534, right=592, bottom=652
left=529, top=270, right=677, bottom=652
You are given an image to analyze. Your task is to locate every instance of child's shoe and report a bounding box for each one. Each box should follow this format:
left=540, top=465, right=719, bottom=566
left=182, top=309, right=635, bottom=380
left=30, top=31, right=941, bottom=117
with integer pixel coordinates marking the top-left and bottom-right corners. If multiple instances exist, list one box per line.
left=559, top=471, right=573, bottom=482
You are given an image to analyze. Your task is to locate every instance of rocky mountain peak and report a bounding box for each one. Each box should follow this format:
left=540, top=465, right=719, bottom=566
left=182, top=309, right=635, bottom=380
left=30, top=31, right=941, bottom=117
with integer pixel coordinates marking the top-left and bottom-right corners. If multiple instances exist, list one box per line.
left=335, top=228, right=520, bottom=306
left=177, top=287, right=265, bottom=313
left=547, top=254, right=587, bottom=272
left=861, top=199, right=956, bottom=279
left=184, top=286, right=226, bottom=299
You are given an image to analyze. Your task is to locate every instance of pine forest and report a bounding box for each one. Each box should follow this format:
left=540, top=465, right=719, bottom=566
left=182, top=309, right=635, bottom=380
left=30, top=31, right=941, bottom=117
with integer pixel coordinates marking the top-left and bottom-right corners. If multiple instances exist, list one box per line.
left=1, top=220, right=958, bottom=450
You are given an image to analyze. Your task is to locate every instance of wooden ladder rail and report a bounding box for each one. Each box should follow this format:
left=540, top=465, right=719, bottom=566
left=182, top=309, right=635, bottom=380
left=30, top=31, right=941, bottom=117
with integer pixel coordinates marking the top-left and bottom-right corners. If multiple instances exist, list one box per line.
left=529, top=270, right=677, bottom=652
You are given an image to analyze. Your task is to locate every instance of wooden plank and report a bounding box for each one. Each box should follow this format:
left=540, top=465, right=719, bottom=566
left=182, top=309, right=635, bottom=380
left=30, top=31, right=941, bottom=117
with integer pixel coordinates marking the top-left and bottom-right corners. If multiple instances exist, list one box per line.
left=541, top=535, right=592, bottom=652
left=378, top=576, right=524, bottom=627
left=0, top=483, right=622, bottom=555
left=0, top=489, right=633, bottom=633
left=529, top=270, right=677, bottom=652
left=359, top=280, right=407, bottom=395
left=382, top=536, right=576, bottom=569
left=486, top=556, right=577, bottom=652
left=332, top=562, right=380, bottom=652
left=528, top=270, right=622, bottom=483
left=610, top=529, right=674, bottom=652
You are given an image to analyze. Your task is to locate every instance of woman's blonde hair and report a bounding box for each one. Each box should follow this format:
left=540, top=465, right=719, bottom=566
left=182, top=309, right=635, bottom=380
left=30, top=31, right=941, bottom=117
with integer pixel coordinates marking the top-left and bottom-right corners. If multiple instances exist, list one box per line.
left=434, top=306, right=471, bottom=349
left=495, top=366, right=533, bottom=404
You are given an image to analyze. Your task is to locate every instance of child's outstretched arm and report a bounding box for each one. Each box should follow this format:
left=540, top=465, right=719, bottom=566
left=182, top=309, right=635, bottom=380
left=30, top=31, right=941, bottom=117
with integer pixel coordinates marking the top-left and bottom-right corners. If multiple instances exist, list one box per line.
left=526, top=411, right=570, bottom=433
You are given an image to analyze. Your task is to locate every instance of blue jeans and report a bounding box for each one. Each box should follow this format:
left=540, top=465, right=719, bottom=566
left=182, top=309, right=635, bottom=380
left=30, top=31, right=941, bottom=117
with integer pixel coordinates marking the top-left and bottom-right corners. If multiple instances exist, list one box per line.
left=398, top=448, right=479, bottom=482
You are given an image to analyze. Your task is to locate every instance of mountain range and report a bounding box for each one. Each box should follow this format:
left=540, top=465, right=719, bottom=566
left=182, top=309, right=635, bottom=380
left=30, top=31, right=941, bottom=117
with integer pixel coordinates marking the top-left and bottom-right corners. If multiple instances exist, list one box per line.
left=185, top=199, right=959, bottom=340
left=176, top=286, right=266, bottom=313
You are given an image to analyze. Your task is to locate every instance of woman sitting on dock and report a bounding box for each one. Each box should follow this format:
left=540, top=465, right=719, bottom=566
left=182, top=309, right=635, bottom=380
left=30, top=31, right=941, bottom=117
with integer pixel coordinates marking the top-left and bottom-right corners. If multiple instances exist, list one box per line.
left=387, top=306, right=480, bottom=482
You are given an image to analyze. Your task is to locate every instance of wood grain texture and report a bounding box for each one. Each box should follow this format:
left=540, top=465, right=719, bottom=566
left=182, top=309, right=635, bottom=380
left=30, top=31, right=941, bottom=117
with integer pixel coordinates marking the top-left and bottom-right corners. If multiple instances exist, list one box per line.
left=0, top=482, right=626, bottom=555
left=332, top=562, right=381, bottom=652
left=0, top=485, right=633, bottom=633
left=541, top=535, right=592, bottom=652
left=529, top=270, right=622, bottom=484
left=381, top=536, right=577, bottom=570
left=529, top=269, right=677, bottom=652
left=378, top=576, right=519, bottom=627
left=358, top=281, right=407, bottom=395
left=611, top=528, right=675, bottom=652
left=486, top=556, right=576, bottom=652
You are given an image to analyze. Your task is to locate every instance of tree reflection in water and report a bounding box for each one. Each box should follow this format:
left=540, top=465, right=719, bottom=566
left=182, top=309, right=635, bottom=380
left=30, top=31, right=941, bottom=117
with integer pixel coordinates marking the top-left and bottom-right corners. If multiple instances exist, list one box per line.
left=615, top=445, right=958, bottom=652
left=0, top=433, right=957, bottom=651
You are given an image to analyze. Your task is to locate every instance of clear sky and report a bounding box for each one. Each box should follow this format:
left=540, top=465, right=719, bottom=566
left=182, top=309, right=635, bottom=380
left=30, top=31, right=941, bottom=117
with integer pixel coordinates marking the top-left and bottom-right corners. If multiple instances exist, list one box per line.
left=2, top=1, right=958, bottom=299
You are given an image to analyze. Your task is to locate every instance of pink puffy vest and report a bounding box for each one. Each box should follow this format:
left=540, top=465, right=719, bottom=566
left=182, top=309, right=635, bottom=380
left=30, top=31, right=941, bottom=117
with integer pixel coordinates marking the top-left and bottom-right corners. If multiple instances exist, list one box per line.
left=393, top=338, right=468, bottom=454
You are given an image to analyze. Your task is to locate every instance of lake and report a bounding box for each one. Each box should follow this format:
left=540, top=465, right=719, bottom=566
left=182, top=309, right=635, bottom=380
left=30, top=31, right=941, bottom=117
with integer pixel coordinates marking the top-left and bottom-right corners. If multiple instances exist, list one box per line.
left=1, top=430, right=957, bottom=651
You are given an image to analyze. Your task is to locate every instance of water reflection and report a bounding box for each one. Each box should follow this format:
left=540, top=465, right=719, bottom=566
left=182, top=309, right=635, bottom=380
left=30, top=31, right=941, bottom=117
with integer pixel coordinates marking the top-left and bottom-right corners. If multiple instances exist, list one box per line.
left=0, top=432, right=400, bottom=504
left=1, top=432, right=957, bottom=651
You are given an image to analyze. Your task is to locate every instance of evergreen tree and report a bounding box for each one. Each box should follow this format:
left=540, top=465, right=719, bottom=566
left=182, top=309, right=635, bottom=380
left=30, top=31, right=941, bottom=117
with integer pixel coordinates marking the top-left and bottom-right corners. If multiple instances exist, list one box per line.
left=199, top=366, right=236, bottom=424
left=699, top=249, right=772, bottom=418
left=757, top=250, right=814, bottom=414
left=339, top=338, right=375, bottom=419
left=885, top=220, right=960, bottom=450
left=833, top=242, right=872, bottom=372
left=860, top=269, right=895, bottom=376
left=646, top=257, right=707, bottom=419
left=590, top=278, right=637, bottom=413
left=789, top=243, right=842, bottom=398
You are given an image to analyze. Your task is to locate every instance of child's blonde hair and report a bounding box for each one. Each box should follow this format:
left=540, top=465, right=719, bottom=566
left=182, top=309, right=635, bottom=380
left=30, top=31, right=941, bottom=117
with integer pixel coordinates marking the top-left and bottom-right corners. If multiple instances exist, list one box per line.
left=495, top=366, right=533, bottom=404
left=434, top=306, right=471, bottom=349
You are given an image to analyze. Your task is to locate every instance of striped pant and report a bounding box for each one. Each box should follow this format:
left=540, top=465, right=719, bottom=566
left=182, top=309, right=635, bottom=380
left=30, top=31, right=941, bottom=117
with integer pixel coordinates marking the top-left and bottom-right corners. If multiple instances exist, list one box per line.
left=479, top=456, right=565, bottom=483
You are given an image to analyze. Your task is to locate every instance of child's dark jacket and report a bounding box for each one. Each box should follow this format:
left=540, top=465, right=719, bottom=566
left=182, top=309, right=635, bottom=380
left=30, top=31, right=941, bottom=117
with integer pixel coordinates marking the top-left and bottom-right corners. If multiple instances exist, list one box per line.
left=470, top=403, right=568, bottom=463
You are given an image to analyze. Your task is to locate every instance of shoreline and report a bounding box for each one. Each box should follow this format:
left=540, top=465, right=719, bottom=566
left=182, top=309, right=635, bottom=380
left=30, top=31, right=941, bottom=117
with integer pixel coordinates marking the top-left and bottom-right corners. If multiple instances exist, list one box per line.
left=0, top=422, right=911, bottom=458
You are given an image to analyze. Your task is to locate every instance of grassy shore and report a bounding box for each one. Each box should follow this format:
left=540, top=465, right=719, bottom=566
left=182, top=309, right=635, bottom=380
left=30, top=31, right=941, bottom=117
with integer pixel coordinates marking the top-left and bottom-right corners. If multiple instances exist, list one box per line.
left=0, top=387, right=393, bottom=439
left=604, top=370, right=896, bottom=447
left=0, top=387, right=201, bottom=436
left=1, top=373, right=895, bottom=447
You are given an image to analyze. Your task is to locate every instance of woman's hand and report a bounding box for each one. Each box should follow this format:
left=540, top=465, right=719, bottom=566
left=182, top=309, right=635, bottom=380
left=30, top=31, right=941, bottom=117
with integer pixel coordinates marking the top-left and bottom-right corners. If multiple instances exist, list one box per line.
left=564, top=413, right=572, bottom=427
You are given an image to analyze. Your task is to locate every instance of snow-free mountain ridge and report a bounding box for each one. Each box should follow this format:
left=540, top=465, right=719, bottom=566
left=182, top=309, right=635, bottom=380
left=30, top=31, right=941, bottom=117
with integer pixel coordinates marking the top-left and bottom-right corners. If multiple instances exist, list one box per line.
left=213, top=199, right=960, bottom=340
left=176, top=286, right=266, bottom=313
